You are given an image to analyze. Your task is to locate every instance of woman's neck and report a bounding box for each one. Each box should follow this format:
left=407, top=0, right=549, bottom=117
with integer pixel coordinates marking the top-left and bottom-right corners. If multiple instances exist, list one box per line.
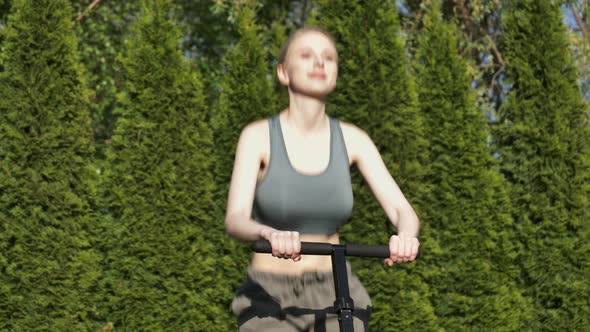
left=284, top=94, right=328, bottom=133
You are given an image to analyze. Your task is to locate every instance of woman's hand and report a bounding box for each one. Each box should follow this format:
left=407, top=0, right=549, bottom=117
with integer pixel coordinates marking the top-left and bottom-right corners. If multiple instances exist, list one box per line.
left=385, top=235, right=419, bottom=266
left=260, top=229, right=302, bottom=261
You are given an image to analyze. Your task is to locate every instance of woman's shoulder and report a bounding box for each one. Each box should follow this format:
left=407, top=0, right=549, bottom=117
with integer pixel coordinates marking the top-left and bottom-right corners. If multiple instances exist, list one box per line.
left=333, top=119, right=375, bottom=164
left=242, top=118, right=270, bottom=134
left=238, top=118, right=271, bottom=149
left=336, top=119, right=372, bottom=143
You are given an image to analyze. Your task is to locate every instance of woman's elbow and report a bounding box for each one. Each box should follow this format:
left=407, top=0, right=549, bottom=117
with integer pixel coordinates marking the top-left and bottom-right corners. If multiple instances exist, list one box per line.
left=224, top=213, right=237, bottom=236
left=224, top=211, right=248, bottom=238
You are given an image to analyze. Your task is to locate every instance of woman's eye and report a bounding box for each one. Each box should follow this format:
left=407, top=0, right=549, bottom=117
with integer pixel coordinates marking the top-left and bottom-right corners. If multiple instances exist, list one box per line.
left=301, top=52, right=311, bottom=58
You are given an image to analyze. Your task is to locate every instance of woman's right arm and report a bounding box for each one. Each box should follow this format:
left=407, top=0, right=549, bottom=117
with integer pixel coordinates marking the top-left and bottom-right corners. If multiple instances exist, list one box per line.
left=224, top=122, right=301, bottom=260
left=225, top=122, right=273, bottom=241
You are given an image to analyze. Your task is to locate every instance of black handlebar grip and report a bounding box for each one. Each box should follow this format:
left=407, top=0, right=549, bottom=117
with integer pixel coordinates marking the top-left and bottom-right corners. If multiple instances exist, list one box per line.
left=346, top=244, right=421, bottom=259
left=345, top=244, right=390, bottom=258
left=253, top=240, right=421, bottom=259
left=251, top=239, right=271, bottom=253
left=252, top=240, right=333, bottom=255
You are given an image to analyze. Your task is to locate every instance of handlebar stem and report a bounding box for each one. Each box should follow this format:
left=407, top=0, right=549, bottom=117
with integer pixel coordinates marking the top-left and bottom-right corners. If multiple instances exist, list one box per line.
left=332, top=245, right=355, bottom=331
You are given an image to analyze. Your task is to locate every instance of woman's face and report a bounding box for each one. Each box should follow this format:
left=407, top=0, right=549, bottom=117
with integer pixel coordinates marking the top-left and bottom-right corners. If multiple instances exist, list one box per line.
left=278, top=31, right=338, bottom=99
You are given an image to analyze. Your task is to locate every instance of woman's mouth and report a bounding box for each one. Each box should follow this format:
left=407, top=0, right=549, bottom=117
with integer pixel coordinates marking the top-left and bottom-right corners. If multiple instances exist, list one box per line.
left=308, top=72, right=326, bottom=79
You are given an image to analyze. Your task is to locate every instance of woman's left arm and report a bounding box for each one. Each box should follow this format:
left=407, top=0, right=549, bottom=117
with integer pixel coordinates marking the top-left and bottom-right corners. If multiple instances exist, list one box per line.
left=342, top=123, right=420, bottom=266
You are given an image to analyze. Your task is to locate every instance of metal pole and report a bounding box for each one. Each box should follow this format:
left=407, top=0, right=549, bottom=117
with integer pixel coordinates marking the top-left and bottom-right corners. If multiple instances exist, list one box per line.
left=331, top=245, right=355, bottom=332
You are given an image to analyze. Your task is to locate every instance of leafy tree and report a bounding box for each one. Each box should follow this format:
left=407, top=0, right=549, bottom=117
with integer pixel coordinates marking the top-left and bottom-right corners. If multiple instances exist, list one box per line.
left=0, top=0, right=13, bottom=70
left=562, top=0, right=590, bottom=100
left=102, top=0, right=218, bottom=329
left=71, top=0, right=142, bottom=156
left=401, top=0, right=506, bottom=118
left=415, top=1, right=533, bottom=330
left=496, top=0, right=590, bottom=329
left=0, top=0, right=10, bottom=18
left=0, top=0, right=101, bottom=330
left=312, top=1, right=438, bottom=330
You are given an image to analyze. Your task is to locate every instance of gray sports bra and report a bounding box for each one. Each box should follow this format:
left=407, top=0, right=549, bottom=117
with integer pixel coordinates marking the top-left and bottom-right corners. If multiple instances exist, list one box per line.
left=252, top=115, right=353, bottom=235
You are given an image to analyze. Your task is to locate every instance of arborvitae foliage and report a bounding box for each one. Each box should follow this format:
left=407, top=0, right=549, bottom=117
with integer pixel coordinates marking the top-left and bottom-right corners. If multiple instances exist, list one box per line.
left=496, top=0, right=590, bottom=329
left=103, top=0, right=218, bottom=329
left=269, top=20, right=289, bottom=110
left=211, top=4, right=275, bottom=328
left=0, top=0, right=101, bottom=330
left=312, top=1, right=438, bottom=330
left=212, top=2, right=275, bottom=197
left=415, top=2, right=533, bottom=330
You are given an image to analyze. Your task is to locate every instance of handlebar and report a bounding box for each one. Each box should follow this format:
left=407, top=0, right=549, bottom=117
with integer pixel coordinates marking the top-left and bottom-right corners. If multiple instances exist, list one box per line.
left=252, top=240, right=420, bottom=259
left=253, top=239, right=419, bottom=332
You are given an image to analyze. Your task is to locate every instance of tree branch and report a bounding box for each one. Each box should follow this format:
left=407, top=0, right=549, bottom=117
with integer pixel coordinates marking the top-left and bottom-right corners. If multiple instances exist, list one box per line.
left=571, top=3, right=589, bottom=41
left=486, top=34, right=504, bottom=67
left=72, top=0, right=103, bottom=26
left=490, top=64, right=505, bottom=94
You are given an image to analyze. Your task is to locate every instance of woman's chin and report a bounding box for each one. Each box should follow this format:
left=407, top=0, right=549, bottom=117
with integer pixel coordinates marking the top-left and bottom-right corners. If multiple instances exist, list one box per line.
left=290, top=85, right=335, bottom=100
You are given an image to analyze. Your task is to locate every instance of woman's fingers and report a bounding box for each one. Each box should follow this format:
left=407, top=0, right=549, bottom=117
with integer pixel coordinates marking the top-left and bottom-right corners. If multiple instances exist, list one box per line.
left=265, top=230, right=301, bottom=261
left=283, top=231, right=293, bottom=258
left=389, top=235, right=400, bottom=263
left=388, top=235, right=420, bottom=265
left=276, top=232, right=287, bottom=258
left=270, top=231, right=280, bottom=257
left=409, top=237, right=420, bottom=261
left=291, top=231, right=301, bottom=261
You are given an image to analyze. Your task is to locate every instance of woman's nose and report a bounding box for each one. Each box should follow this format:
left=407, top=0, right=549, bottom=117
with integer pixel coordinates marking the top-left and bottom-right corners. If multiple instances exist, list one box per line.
left=314, top=56, right=324, bottom=67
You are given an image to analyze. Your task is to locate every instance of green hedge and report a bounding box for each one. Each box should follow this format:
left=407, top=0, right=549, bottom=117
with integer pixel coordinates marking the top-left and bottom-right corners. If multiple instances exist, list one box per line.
left=0, top=1, right=101, bottom=330
left=100, top=0, right=219, bottom=329
left=495, top=0, right=590, bottom=330
left=415, top=2, right=532, bottom=330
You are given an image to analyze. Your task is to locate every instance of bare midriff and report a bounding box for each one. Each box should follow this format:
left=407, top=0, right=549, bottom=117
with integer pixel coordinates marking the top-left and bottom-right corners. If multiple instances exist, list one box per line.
left=251, top=233, right=340, bottom=274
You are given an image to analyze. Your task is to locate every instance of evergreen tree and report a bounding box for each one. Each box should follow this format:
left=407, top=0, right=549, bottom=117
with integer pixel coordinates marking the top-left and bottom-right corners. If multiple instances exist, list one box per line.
left=212, top=1, right=275, bottom=195
left=102, top=0, right=218, bottom=329
left=210, top=4, right=276, bottom=327
left=496, top=0, right=590, bottom=329
left=415, top=1, right=533, bottom=330
left=0, top=0, right=101, bottom=330
left=312, top=1, right=438, bottom=330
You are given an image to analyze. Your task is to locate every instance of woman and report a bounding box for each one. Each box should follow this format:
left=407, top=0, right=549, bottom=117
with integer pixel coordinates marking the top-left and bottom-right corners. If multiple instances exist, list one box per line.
left=225, top=27, right=420, bottom=331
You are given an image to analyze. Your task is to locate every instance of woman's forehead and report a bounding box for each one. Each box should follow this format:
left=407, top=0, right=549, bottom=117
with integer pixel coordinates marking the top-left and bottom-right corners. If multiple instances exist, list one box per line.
left=290, top=31, right=337, bottom=52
